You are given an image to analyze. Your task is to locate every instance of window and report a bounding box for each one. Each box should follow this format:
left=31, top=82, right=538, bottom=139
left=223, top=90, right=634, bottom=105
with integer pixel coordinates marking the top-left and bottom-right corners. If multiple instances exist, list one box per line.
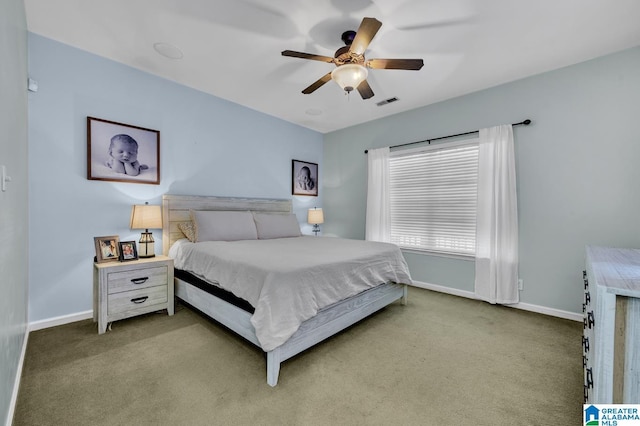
left=389, top=139, right=478, bottom=256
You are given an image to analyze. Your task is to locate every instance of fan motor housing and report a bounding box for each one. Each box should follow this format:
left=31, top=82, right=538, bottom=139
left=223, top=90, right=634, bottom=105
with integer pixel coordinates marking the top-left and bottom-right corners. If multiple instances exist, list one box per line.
left=334, top=46, right=364, bottom=66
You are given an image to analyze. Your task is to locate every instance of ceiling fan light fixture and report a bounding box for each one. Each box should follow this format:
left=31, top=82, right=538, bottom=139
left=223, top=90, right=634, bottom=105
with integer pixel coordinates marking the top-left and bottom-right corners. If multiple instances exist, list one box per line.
left=331, top=64, right=368, bottom=93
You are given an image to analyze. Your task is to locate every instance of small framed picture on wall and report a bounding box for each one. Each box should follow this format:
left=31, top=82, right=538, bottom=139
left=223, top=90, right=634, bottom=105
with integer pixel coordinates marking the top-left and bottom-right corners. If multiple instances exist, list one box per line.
left=292, top=159, right=318, bottom=196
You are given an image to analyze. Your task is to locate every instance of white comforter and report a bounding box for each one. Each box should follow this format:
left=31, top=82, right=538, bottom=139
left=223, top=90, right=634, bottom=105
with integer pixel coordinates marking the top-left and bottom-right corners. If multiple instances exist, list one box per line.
left=169, top=236, right=412, bottom=351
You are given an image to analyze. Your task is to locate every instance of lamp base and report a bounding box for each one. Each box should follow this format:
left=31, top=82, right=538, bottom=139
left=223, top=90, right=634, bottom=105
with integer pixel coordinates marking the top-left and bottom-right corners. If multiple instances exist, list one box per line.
left=312, top=224, right=320, bottom=236
left=138, top=231, right=156, bottom=258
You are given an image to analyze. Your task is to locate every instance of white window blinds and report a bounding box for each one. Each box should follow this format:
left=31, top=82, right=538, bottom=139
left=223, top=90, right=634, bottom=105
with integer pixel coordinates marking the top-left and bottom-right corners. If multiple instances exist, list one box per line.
left=389, top=139, right=479, bottom=256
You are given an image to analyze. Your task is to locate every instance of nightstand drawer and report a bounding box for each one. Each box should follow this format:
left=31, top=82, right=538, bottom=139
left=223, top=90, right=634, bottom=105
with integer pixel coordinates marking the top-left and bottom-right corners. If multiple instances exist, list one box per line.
left=107, top=285, right=168, bottom=315
left=107, top=266, right=168, bottom=294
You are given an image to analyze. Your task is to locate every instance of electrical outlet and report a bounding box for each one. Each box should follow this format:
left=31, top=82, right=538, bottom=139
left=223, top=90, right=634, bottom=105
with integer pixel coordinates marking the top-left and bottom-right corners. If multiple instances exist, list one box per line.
left=518, top=279, right=524, bottom=290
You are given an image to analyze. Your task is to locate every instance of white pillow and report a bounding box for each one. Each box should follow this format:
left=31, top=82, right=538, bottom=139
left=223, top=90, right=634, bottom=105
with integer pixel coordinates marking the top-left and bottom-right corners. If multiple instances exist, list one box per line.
left=190, top=210, right=258, bottom=242
left=253, top=212, right=302, bottom=239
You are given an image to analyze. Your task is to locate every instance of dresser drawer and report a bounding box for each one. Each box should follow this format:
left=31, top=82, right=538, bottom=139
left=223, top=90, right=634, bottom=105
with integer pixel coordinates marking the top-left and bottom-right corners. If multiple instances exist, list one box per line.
left=107, top=265, right=168, bottom=294
left=107, top=285, right=168, bottom=315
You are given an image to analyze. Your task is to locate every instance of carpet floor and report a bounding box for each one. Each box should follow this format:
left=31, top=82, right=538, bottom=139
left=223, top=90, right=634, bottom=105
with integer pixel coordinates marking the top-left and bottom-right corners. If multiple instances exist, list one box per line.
left=13, top=287, right=582, bottom=425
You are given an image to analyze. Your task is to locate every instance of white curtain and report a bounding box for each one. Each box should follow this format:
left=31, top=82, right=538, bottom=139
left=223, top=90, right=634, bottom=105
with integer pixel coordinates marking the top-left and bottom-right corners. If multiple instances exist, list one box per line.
left=365, top=147, right=390, bottom=242
left=474, top=125, right=519, bottom=304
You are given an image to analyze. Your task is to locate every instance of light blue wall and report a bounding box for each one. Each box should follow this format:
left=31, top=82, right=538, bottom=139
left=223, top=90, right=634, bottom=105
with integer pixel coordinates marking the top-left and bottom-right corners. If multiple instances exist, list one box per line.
left=0, top=0, right=28, bottom=423
left=324, top=47, right=640, bottom=315
left=28, top=33, right=323, bottom=323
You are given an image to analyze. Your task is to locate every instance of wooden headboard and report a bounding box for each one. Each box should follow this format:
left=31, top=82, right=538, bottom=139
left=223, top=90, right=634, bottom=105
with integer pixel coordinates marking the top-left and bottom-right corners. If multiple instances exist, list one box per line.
left=161, top=194, right=293, bottom=255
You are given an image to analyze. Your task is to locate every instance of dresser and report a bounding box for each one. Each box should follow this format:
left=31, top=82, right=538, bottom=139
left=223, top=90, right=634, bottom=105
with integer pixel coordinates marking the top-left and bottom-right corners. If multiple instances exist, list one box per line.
left=93, top=255, right=174, bottom=334
left=583, top=246, right=640, bottom=403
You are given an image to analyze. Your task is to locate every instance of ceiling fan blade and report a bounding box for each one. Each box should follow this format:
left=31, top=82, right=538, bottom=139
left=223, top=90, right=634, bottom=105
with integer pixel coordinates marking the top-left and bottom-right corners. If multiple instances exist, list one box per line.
left=349, top=17, right=382, bottom=55
left=356, top=79, right=374, bottom=100
left=281, top=50, right=335, bottom=63
left=366, top=58, right=424, bottom=70
left=302, top=72, right=333, bottom=94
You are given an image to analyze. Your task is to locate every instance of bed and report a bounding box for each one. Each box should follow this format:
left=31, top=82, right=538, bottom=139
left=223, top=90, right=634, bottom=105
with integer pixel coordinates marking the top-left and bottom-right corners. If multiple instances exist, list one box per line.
left=162, top=194, right=411, bottom=386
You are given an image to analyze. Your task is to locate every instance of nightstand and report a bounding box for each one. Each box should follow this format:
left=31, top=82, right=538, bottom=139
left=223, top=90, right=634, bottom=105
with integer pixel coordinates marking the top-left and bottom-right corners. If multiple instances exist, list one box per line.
left=93, top=255, right=174, bottom=334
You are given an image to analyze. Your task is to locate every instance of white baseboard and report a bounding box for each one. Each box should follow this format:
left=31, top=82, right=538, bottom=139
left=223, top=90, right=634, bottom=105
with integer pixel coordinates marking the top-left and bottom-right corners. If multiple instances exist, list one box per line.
left=410, top=281, right=583, bottom=322
left=412, top=281, right=477, bottom=300
left=506, top=301, right=583, bottom=322
left=29, top=310, right=93, bottom=331
left=6, top=327, right=28, bottom=426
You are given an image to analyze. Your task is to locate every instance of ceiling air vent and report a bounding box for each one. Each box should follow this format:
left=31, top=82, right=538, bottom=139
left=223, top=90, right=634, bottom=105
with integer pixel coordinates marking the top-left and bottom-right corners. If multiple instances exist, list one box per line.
left=376, top=97, right=398, bottom=106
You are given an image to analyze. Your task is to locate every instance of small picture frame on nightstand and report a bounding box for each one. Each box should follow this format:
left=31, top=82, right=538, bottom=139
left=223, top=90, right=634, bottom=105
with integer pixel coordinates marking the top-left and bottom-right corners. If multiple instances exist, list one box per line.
left=119, top=241, right=138, bottom=262
left=94, top=236, right=120, bottom=263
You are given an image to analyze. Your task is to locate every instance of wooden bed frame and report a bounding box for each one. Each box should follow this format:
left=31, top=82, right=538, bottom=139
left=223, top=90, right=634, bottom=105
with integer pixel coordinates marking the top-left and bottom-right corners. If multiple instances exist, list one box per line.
left=162, top=194, right=408, bottom=386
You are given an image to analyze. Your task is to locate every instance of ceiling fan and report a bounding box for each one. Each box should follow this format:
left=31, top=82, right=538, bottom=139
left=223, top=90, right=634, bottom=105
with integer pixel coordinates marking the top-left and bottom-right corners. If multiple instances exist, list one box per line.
left=282, top=17, right=424, bottom=100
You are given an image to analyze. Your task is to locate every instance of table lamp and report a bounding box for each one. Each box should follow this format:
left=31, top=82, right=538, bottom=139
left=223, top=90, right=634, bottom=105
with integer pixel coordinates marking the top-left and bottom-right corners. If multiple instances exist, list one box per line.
left=130, top=202, right=162, bottom=257
left=307, top=207, right=324, bottom=236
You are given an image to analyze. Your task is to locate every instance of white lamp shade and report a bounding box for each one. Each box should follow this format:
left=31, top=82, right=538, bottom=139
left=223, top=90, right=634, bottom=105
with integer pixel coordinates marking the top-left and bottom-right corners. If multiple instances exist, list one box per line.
left=307, top=208, right=324, bottom=225
left=331, top=64, right=368, bottom=92
left=130, top=204, right=163, bottom=230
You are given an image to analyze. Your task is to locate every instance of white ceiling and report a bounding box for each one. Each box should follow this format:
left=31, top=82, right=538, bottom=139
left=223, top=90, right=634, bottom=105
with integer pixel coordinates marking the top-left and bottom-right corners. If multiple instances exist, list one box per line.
left=24, top=0, right=640, bottom=134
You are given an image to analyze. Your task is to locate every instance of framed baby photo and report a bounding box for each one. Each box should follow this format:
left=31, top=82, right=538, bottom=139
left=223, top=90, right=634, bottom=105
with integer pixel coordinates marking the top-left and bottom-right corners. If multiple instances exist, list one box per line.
left=94, top=235, right=120, bottom=263
left=292, top=159, right=318, bottom=196
left=87, top=116, right=160, bottom=185
left=118, top=241, right=138, bottom=262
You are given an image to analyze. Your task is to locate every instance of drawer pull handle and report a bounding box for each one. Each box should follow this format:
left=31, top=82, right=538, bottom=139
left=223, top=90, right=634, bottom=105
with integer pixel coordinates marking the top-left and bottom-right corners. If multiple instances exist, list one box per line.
left=587, top=311, right=595, bottom=328
left=583, top=336, right=589, bottom=353
left=586, top=368, right=593, bottom=388
left=584, top=279, right=589, bottom=290
left=583, top=270, right=587, bottom=279
left=131, top=277, right=149, bottom=285
left=585, top=292, right=591, bottom=304
left=131, top=296, right=149, bottom=304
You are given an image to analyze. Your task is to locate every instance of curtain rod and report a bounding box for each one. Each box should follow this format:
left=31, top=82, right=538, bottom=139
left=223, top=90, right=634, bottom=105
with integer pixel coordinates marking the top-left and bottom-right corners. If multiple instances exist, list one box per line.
left=363, top=119, right=532, bottom=154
